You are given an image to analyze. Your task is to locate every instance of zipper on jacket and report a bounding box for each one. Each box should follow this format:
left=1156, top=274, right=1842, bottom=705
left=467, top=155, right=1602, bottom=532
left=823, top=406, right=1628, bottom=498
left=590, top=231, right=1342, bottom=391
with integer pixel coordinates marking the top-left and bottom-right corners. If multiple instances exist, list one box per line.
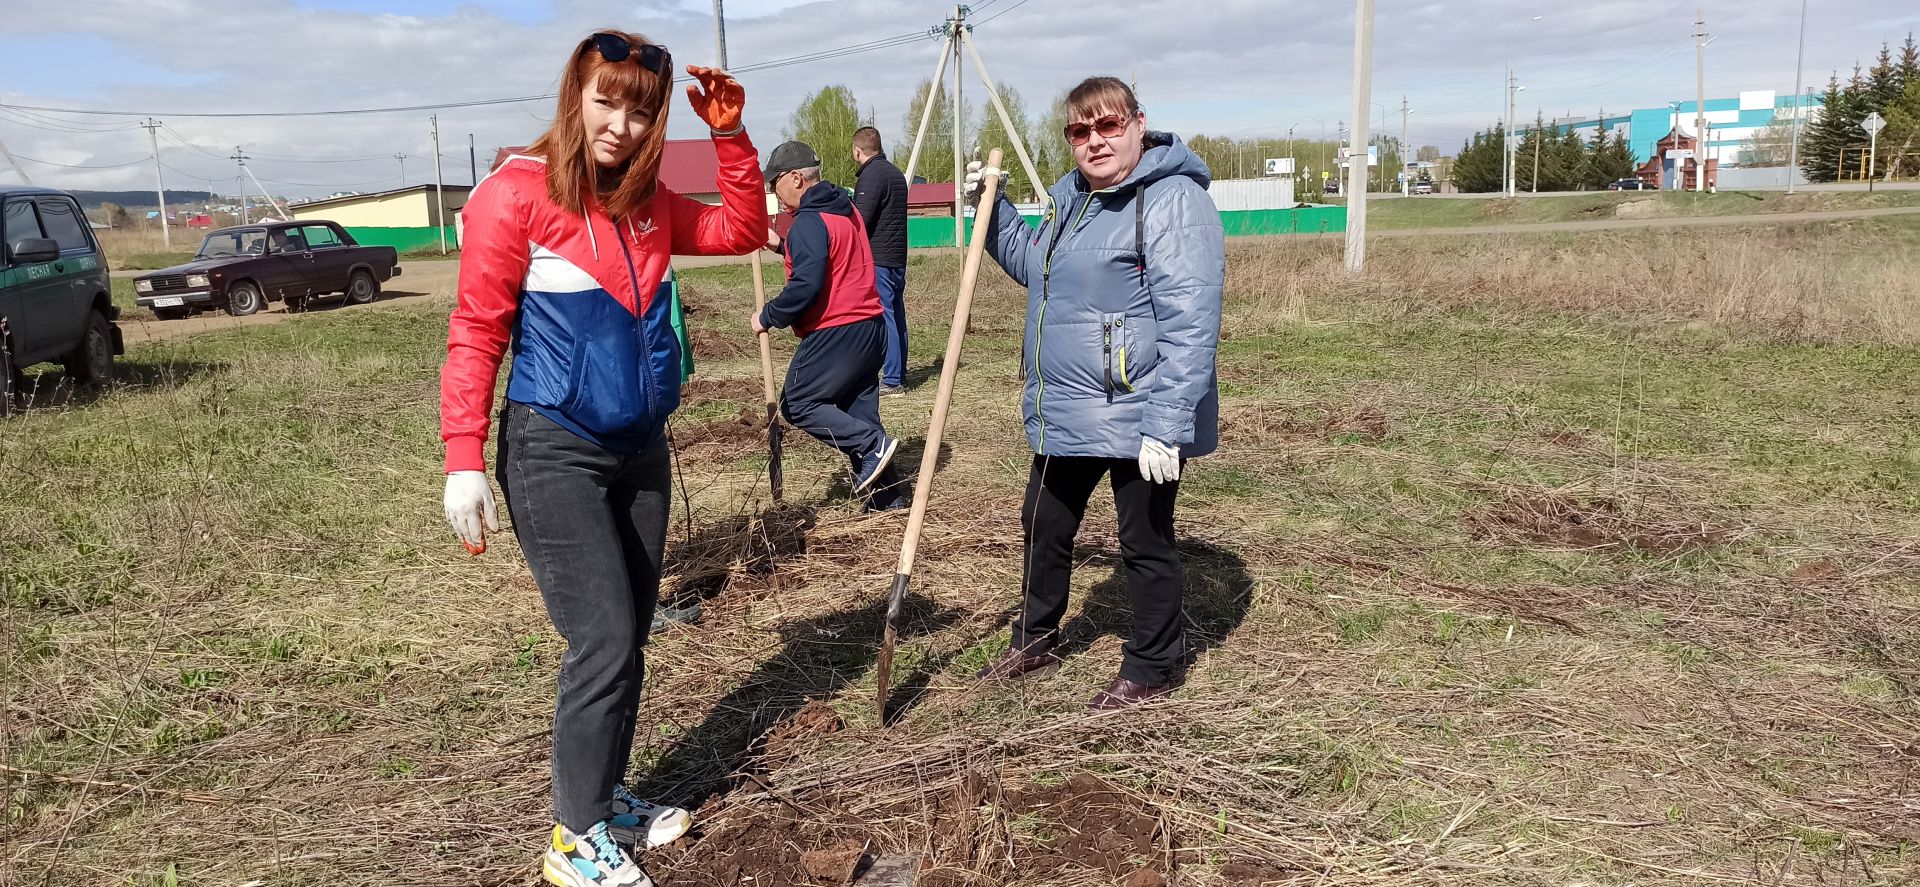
left=1034, top=190, right=1104, bottom=453
left=613, top=225, right=656, bottom=425
left=1102, top=320, right=1115, bottom=401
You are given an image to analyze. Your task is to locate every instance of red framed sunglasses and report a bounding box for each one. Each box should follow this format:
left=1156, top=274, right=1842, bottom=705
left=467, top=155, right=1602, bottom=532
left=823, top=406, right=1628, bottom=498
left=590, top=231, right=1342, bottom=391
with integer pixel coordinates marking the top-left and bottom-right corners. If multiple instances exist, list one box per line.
left=1064, top=114, right=1131, bottom=146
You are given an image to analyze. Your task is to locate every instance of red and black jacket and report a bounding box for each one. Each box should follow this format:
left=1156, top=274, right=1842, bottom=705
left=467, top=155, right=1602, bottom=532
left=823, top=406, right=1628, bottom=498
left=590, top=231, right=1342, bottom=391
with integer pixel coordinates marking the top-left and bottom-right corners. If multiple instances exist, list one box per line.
left=759, top=181, right=883, bottom=337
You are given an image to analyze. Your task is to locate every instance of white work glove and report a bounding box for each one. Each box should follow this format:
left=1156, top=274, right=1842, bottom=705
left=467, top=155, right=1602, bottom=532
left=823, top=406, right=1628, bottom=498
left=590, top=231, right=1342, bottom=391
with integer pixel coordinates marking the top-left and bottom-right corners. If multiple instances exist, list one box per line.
left=1138, top=436, right=1181, bottom=485
left=443, top=470, right=499, bottom=554
left=963, top=160, right=1003, bottom=209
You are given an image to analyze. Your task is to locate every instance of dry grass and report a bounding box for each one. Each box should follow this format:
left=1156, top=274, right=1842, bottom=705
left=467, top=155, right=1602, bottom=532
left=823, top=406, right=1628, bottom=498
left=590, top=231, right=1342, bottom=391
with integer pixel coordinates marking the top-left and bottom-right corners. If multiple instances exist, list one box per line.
left=1225, top=217, right=1920, bottom=344
left=2, top=219, right=1917, bottom=886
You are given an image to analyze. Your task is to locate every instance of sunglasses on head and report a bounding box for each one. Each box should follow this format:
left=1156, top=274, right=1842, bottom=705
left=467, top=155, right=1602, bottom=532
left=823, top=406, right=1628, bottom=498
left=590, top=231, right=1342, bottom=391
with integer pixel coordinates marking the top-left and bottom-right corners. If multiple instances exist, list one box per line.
left=1063, top=114, right=1131, bottom=146
left=589, top=33, right=670, bottom=74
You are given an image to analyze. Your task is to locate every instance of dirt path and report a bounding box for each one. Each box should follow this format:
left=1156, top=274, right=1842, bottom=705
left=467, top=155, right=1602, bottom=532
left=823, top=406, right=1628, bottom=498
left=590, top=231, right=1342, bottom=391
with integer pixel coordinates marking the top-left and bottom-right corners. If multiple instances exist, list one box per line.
left=117, top=204, right=1920, bottom=348
left=118, top=261, right=460, bottom=347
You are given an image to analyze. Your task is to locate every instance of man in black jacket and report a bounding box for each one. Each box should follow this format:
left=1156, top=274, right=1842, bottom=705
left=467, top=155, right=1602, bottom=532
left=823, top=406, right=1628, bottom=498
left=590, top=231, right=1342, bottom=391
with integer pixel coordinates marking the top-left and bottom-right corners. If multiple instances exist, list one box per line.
left=851, top=126, right=910, bottom=397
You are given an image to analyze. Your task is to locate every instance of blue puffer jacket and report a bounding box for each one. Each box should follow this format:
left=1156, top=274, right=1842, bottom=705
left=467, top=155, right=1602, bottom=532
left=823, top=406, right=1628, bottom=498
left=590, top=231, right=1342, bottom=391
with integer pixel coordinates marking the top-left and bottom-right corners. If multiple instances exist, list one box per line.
left=981, top=132, right=1224, bottom=460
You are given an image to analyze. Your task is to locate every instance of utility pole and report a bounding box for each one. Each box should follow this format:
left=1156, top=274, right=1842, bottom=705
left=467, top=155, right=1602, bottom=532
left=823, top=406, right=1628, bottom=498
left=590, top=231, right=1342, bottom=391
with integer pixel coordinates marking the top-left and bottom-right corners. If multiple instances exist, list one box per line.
left=431, top=115, right=447, bottom=255
left=395, top=152, right=408, bottom=186
left=1786, top=0, right=1808, bottom=193
left=141, top=118, right=171, bottom=248
left=1400, top=96, right=1410, bottom=196
left=1344, top=0, right=1374, bottom=273
left=1532, top=121, right=1543, bottom=192
left=951, top=4, right=965, bottom=249
left=1506, top=70, right=1521, bottom=196
left=468, top=133, right=478, bottom=186
left=713, top=0, right=729, bottom=68
left=1694, top=9, right=1708, bottom=192
left=232, top=147, right=288, bottom=219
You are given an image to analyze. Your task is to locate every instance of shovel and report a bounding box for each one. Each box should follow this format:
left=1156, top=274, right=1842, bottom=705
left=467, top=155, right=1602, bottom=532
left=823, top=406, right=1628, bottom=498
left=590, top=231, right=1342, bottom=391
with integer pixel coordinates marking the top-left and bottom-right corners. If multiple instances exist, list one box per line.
left=875, top=148, right=1005, bottom=718
left=751, top=244, right=785, bottom=502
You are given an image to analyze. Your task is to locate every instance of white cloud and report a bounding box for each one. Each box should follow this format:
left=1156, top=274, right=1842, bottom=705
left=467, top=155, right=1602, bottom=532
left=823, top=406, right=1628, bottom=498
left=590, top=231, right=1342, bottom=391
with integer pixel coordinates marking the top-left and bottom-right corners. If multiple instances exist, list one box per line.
left=1, top=0, right=1914, bottom=196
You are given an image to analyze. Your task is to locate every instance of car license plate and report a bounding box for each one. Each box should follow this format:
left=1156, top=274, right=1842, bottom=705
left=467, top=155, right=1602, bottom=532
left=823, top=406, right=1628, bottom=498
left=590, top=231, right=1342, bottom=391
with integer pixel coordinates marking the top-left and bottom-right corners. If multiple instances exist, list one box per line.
left=152, top=297, right=184, bottom=307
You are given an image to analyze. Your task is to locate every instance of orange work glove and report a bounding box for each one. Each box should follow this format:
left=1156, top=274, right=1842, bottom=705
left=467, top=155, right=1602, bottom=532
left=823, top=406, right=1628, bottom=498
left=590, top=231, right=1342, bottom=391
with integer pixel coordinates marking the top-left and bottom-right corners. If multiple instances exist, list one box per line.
left=685, top=65, right=745, bottom=133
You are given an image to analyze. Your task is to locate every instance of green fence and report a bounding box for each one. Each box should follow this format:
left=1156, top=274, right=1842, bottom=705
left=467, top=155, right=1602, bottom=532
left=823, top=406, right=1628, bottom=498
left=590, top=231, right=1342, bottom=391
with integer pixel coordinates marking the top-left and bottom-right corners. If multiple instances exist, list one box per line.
left=349, top=207, right=1346, bottom=256
left=905, top=205, right=1345, bottom=248
left=344, top=226, right=459, bottom=254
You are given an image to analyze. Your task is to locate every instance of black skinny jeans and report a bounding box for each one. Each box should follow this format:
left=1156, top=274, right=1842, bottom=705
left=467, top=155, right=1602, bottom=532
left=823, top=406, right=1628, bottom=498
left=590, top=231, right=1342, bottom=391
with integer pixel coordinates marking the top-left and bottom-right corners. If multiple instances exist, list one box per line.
left=497, top=401, right=669, bottom=832
left=1012, top=454, right=1185, bottom=686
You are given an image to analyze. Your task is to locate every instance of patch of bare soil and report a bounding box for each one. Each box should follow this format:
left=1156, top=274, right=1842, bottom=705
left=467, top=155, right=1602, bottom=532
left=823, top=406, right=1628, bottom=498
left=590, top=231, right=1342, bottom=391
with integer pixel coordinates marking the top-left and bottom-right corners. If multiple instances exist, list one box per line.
left=1220, top=403, right=1392, bottom=445
left=1613, top=198, right=1661, bottom=219
left=682, top=376, right=763, bottom=405
left=1467, top=492, right=1731, bottom=555
left=688, top=328, right=751, bottom=360
left=673, top=405, right=776, bottom=456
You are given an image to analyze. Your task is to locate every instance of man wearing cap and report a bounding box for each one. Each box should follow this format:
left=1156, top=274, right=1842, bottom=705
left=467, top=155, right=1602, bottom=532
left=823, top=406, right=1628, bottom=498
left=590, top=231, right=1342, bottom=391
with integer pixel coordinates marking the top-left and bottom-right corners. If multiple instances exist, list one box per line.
left=754, top=140, right=903, bottom=507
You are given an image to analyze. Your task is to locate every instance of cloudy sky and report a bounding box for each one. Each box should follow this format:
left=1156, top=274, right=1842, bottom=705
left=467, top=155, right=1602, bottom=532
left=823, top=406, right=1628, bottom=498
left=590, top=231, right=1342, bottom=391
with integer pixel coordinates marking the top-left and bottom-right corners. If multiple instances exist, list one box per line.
left=2, top=0, right=1916, bottom=198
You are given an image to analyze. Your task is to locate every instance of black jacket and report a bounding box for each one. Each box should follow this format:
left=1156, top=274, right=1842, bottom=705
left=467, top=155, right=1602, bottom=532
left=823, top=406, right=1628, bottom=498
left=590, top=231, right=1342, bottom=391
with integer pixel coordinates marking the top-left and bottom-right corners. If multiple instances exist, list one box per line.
left=852, top=151, right=909, bottom=267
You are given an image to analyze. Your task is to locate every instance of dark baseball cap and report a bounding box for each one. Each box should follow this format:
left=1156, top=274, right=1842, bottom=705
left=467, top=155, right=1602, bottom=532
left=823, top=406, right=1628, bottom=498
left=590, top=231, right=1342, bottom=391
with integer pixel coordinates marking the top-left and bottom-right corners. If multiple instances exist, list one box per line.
left=764, top=141, right=820, bottom=183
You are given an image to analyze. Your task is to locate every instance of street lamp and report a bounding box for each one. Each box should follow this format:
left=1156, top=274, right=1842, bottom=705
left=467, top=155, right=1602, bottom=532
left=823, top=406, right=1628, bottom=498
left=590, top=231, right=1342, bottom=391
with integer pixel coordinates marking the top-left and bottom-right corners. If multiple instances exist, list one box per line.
left=1504, top=15, right=1543, bottom=197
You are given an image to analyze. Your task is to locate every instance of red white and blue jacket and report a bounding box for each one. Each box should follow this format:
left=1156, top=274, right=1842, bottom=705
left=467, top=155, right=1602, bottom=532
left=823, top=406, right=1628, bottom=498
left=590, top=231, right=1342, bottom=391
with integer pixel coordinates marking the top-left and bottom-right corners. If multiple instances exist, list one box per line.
left=439, top=131, right=766, bottom=473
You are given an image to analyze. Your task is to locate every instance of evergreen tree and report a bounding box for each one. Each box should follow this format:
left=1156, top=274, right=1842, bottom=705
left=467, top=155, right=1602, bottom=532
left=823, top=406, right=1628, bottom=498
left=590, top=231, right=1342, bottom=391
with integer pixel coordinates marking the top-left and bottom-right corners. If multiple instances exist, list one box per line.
left=1899, top=33, right=1920, bottom=89
left=1867, top=43, right=1902, bottom=111
left=1802, top=72, right=1863, bottom=182
left=1451, top=125, right=1504, bottom=192
left=1552, top=126, right=1587, bottom=190
left=784, top=85, right=863, bottom=189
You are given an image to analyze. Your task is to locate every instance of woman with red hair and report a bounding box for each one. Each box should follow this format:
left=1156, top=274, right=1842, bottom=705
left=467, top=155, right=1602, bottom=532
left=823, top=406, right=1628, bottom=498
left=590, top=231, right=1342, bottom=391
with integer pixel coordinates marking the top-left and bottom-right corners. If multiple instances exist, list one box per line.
left=438, top=30, right=764, bottom=887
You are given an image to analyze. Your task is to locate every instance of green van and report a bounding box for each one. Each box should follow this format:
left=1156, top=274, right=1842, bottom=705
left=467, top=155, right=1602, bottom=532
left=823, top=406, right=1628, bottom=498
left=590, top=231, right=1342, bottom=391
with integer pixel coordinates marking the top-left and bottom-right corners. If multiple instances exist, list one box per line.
left=0, top=187, right=122, bottom=413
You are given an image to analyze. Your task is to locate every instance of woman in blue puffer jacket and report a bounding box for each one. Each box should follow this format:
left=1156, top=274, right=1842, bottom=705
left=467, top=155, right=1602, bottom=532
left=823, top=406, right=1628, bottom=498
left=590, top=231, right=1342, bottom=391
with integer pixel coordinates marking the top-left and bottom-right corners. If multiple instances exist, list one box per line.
left=968, top=76, right=1225, bottom=710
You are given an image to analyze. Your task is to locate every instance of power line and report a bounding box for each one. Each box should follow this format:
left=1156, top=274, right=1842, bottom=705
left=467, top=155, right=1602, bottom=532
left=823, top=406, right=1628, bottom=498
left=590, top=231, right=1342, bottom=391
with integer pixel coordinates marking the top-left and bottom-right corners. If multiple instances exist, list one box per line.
left=13, top=153, right=149, bottom=169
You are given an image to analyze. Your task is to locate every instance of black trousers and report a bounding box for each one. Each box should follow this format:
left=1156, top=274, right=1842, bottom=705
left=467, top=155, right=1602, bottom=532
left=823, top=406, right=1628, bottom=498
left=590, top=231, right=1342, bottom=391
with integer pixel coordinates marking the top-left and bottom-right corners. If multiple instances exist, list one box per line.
left=497, top=401, right=668, bottom=832
left=1012, top=454, right=1185, bottom=686
left=780, top=316, right=887, bottom=458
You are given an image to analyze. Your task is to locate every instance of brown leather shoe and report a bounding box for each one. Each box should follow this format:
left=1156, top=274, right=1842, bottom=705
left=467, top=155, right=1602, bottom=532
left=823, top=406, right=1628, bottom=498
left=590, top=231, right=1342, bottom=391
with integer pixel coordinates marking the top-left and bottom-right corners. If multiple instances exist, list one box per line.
left=976, top=646, right=1062, bottom=681
left=1088, top=677, right=1171, bottom=710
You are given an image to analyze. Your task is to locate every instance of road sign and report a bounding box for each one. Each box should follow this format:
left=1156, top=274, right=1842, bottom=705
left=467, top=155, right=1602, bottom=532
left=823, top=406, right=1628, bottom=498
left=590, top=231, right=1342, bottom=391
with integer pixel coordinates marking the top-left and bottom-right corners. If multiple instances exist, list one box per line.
left=1862, top=112, right=1886, bottom=136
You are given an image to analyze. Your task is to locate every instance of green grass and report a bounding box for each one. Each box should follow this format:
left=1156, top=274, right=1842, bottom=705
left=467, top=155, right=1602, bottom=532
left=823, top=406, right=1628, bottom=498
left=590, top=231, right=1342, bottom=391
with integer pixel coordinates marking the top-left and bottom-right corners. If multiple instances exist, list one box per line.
left=1, top=221, right=1915, bottom=886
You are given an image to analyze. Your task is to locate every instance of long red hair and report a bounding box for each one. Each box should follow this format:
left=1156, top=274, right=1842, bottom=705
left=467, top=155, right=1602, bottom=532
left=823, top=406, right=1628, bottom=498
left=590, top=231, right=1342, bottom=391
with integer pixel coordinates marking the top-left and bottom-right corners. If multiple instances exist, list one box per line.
left=528, top=30, right=673, bottom=219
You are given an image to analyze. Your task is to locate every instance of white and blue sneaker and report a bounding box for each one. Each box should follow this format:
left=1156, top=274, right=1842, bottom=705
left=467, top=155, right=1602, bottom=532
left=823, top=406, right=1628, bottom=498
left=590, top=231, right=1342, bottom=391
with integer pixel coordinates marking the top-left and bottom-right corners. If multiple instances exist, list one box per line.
left=605, top=783, right=692, bottom=849
left=854, top=436, right=899, bottom=494
left=542, top=821, right=651, bottom=887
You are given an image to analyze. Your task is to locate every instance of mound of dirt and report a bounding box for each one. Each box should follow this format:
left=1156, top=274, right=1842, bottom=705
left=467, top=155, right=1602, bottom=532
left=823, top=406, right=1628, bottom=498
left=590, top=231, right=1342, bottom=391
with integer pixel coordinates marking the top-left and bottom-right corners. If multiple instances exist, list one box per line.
left=682, top=376, right=763, bottom=405
left=1467, top=492, right=1730, bottom=555
left=688, top=328, right=751, bottom=360
left=1612, top=198, right=1662, bottom=219
left=1003, top=773, right=1161, bottom=880
left=673, top=406, right=771, bottom=455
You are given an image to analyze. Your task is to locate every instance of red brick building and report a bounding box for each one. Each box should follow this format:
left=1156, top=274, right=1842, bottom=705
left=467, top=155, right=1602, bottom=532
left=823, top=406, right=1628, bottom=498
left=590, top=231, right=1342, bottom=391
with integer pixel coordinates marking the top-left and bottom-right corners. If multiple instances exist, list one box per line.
left=1635, top=127, right=1718, bottom=190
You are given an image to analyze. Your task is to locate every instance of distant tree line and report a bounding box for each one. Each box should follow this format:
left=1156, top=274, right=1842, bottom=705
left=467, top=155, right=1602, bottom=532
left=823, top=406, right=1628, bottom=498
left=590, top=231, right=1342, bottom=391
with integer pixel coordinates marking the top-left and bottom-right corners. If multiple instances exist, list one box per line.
left=1447, top=115, right=1638, bottom=193
left=1802, top=34, right=1920, bottom=182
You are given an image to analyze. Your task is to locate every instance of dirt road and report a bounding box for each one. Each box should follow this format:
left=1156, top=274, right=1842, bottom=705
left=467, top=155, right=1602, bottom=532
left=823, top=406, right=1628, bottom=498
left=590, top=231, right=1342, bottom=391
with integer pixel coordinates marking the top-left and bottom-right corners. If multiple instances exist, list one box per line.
left=118, top=261, right=460, bottom=347
left=118, top=204, right=1920, bottom=348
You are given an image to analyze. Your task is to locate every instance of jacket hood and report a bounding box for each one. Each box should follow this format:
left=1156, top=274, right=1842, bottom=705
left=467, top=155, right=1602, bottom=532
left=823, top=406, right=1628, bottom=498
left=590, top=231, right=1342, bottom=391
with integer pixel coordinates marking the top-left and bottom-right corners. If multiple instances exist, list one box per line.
left=1071, top=131, right=1212, bottom=195
left=799, top=180, right=854, bottom=217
